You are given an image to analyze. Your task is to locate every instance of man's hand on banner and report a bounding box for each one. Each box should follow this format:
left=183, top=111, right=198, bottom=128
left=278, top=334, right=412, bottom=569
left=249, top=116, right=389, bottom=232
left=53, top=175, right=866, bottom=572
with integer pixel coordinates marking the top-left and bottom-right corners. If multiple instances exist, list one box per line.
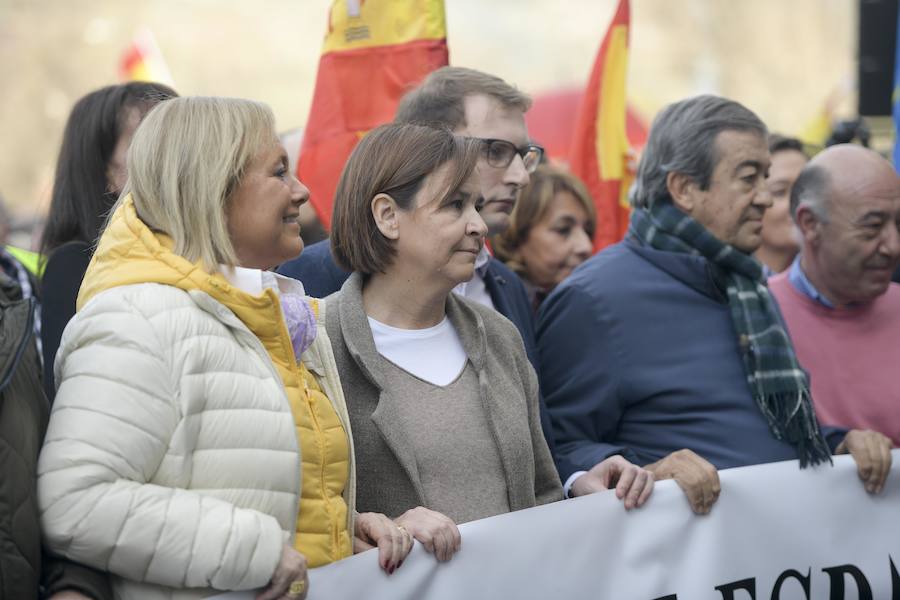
left=835, top=429, right=893, bottom=494
left=570, top=455, right=654, bottom=509
left=394, top=506, right=462, bottom=563
left=645, top=449, right=720, bottom=515
left=353, top=512, right=414, bottom=574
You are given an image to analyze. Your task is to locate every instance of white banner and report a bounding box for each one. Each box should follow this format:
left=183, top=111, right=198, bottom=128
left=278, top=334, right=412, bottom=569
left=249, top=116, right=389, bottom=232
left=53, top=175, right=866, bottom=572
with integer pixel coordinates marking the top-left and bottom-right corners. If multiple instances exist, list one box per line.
left=301, top=452, right=900, bottom=600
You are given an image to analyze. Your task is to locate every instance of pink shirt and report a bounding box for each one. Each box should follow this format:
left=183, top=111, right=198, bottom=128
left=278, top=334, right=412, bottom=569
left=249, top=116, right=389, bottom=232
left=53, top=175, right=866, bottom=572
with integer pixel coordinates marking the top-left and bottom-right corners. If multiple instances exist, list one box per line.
left=769, top=272, right=900, bottom=445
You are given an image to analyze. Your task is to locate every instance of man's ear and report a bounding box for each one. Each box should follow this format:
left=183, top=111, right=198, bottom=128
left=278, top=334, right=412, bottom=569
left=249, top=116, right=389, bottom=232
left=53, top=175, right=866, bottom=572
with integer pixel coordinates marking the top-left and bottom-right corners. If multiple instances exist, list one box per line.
left=371, top=193, right=400, bottom=240
left=795, top=205, right=822, bottom=247
left=666, top=171, right=699, bottom=213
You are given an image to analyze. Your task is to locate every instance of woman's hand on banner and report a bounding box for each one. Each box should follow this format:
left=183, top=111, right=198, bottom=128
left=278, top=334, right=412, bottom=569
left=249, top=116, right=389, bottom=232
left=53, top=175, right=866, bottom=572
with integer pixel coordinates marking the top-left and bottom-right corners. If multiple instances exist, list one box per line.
left=395, top=506, right=461, bottom=563
left=256, top=544, right=308, bottom=600
left=570, top=455, right=654, bottom=509
left=353, top=512, right=414, bottom=574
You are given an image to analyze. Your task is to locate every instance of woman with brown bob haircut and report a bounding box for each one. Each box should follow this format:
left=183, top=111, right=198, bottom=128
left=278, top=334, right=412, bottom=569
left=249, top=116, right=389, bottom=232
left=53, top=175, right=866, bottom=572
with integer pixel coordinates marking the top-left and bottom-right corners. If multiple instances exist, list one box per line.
left=326, top=122, right=564, bottom=562
left=491, top=165, right=596, bottom=311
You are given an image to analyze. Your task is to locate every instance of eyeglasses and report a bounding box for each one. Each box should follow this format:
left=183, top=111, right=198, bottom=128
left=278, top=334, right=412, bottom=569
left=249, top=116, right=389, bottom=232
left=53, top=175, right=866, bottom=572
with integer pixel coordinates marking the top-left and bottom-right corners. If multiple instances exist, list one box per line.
left=476, top=138, right=544, bottom=173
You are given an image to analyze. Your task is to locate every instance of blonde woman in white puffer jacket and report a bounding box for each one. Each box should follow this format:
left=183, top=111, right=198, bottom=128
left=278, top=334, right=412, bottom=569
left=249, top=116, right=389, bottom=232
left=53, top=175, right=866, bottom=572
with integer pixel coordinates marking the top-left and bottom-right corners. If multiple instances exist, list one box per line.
left=37, top=97, right=413, bottom=600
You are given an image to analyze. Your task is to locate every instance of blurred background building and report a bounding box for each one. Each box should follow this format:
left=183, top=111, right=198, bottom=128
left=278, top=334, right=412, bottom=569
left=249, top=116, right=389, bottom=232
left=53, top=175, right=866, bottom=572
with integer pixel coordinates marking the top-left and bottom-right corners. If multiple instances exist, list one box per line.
left=0, top=0, right=884, bottom=248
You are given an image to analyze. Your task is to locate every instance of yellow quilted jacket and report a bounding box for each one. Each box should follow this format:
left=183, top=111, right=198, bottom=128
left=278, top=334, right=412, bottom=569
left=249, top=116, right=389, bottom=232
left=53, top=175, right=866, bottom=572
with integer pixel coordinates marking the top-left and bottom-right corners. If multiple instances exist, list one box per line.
left=77, top=196, right=354, bottom=567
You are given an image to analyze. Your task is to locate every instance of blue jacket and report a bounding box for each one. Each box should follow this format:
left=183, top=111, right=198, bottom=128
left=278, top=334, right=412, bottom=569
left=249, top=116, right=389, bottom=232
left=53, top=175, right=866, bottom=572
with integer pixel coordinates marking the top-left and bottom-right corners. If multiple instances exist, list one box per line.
left=536, top=238, right=845, bottom=472
left=278, top=240, right=578, bottom=480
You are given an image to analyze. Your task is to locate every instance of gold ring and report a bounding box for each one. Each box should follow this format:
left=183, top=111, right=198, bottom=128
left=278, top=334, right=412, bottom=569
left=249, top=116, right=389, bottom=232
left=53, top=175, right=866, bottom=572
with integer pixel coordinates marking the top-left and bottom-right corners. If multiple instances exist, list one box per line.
left=289, top=580, right=306, bottom=596
left=397, top=524, right=408, bottom=536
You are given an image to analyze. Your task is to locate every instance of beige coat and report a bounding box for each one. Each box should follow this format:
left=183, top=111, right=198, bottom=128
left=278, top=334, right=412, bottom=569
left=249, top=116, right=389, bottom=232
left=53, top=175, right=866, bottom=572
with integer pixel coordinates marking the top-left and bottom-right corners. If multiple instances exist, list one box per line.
left=324, top=272, right=563, bottom=520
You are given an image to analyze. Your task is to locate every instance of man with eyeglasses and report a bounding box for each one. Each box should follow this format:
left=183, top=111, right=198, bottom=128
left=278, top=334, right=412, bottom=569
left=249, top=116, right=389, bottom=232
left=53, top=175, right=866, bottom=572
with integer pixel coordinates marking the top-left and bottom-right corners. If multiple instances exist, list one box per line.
left=280, top=66, right=539, bottom=371
left=280, top=66, right=545, bottom=329
left=278, top=67, right=610, bottom=493
left=390, top=68, right=542, bottom=314
left=280, top=67, right=543, bottom=302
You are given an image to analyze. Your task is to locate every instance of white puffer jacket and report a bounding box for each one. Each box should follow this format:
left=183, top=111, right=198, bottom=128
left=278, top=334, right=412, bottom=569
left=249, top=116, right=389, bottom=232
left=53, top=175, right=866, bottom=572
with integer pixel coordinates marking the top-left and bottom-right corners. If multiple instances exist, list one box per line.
left=38, top=281, right=348, bottom=599
left=38, top=197, right=354, bottom=599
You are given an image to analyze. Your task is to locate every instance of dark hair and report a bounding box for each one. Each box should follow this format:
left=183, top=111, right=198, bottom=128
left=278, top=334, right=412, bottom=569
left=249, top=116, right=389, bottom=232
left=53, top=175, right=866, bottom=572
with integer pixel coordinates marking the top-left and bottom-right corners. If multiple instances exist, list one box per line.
left=394, top=66, right=531, bottom=130
left=40, top=82, right=177, bottom=257
left=631, top=95, right=767, bottom=209
left=331, top=123, right=481, bottom=274
left=825, top=118, right=870, bottom=148
left=768, top=134, right=807, bottom=157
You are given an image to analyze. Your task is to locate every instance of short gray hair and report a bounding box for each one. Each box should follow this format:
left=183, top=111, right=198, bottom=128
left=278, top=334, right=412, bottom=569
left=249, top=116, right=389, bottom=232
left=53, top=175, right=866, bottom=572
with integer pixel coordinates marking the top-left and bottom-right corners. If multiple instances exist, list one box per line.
left=120, top=96, right=276, bottom=272
left=790, top=164, right=831, bottom=223
left=631, top=95, right=768, bottom=209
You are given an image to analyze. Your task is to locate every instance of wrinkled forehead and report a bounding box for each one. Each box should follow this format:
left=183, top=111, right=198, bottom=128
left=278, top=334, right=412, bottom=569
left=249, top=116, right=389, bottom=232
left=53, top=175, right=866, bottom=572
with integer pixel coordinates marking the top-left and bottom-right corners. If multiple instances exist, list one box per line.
left=834, top=171, right=900, bottom=219
left=811, top=145, right=899, bottom=215
left=711, top=129, right=770, bottom=173
left=456, top=94, right=529, bottom=146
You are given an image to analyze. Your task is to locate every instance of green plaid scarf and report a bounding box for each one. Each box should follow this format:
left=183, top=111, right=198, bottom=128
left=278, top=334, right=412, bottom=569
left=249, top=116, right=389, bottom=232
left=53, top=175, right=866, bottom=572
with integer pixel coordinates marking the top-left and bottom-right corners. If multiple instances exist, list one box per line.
left=629, top=202, right=831, bottom=467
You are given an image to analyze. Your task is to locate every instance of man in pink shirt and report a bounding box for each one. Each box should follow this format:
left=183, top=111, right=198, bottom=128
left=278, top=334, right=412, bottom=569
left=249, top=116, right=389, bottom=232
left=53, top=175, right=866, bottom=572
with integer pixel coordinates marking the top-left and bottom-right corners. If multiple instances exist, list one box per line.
left=769, top=144, right=900, bottom=460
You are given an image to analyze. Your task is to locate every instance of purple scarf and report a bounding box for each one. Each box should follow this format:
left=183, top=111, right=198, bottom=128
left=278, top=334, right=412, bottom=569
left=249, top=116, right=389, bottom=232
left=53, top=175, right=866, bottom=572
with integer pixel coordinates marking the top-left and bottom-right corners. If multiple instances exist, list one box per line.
left=279, top=292, right=317, bottom=359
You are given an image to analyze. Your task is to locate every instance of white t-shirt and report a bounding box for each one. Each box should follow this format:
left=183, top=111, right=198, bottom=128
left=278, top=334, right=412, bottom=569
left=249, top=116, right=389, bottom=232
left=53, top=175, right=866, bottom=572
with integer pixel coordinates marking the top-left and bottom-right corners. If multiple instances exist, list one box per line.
left=367, top=316, right=468, bottom=386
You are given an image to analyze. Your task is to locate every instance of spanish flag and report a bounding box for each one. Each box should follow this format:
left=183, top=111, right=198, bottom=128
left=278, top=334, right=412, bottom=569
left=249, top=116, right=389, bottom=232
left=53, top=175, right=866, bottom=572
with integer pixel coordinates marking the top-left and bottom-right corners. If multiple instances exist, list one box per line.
left=118, top=28, right=175, bottom=86
left=798, top=107, right=832, bottom=150
left=568, top=0, right=632, bottom=252
left=797, top=84, right=847, bottom=151
left=299, top=0, right=449, bottom=228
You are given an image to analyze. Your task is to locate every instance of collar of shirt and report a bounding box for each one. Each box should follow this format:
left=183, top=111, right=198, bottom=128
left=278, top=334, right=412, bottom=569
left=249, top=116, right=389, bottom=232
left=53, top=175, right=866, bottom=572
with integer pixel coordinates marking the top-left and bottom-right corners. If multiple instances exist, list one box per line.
left=474, top=245, right=491, bottom=277
left=219, top=265, right=317, bottom=357
left=219, top=265, right=307, bottom=297
left=220, top=264, right=267, bottom=295
left=787, top=255, right=835, bottom=308
left=452, top=246, right=491, bottom=295
left=451, top=247, right=495, bottom=309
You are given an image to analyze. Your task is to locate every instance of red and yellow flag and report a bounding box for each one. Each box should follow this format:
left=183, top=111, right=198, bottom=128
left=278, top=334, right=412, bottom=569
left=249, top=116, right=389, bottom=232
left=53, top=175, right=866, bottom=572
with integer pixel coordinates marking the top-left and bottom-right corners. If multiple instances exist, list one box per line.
left=797, top=83, right=848, bottom=150
left=118, top=28, right=175, bottom=86
left=299, top=0, right=449, bottom=228
left=568, top=0, right=632, bottom=252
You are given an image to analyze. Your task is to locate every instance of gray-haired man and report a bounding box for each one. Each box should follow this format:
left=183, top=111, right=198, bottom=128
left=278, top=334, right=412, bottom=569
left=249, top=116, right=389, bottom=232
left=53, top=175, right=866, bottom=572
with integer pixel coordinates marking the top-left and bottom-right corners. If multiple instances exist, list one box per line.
left=537, top=95, right=892, bottom=513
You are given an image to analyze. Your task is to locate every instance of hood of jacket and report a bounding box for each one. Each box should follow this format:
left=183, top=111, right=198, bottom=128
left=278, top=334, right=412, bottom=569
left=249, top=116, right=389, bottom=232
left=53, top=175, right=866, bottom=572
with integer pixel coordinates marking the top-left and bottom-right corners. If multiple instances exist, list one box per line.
left=78, top=195, right=285, bottom=341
